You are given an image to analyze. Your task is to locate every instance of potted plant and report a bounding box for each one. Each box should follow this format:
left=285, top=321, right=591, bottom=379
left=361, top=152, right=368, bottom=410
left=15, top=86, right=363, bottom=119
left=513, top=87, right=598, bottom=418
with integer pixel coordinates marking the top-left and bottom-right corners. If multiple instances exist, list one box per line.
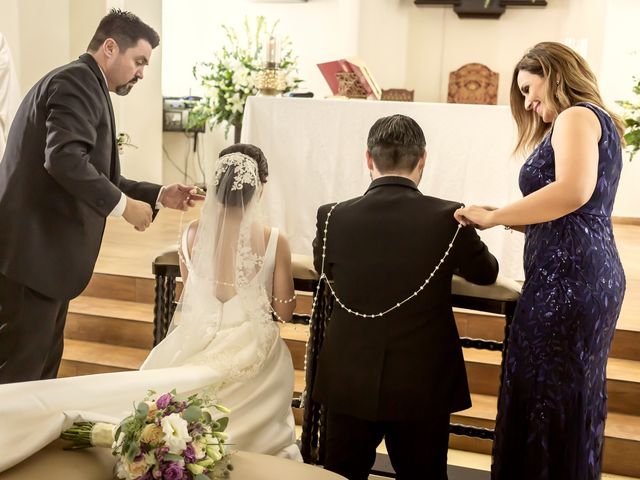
left=187, top=16, right=303, bottom=143
left=618, top=77, right=640, bottom=160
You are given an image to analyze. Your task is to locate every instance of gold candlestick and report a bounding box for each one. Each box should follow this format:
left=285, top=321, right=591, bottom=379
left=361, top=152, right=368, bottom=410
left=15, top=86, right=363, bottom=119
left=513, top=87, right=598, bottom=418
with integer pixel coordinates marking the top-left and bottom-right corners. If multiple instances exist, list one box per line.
left=255, top=68, right=287, bottom=96
left=255, top=36, right=286, bottom=96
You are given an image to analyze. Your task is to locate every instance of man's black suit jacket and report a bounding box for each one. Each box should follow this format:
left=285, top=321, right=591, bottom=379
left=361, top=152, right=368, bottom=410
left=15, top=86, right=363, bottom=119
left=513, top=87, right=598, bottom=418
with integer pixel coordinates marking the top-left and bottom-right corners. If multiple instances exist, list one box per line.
left=0, top=53, right=161, bottom=300
left=312, top=176, right=499, bottom=422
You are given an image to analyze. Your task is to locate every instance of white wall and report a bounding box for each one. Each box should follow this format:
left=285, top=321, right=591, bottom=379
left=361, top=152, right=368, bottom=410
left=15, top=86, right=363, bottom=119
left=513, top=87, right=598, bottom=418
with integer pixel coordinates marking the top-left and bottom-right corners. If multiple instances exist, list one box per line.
left=161, top=0, right=363, bottom=185
left=0, top=0, right=21, bottom=87
left=0, top=0, right=163, bottom=183
left=404, top=0, right=609, bottom=105
left=0, top=0, right=71, bottom=94
left=4, top=0, right=640, bottom=216
left=113, top=0, right=163, bottom=184
left=599, top=0, right=640, bottom=217
left=162, top=0, right=640, bottom=216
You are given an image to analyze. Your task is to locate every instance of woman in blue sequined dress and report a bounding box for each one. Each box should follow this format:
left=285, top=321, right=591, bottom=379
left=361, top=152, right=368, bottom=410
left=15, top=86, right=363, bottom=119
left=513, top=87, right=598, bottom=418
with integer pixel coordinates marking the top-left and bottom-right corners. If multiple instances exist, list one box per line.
left=455, top=42, right=626, bottom=479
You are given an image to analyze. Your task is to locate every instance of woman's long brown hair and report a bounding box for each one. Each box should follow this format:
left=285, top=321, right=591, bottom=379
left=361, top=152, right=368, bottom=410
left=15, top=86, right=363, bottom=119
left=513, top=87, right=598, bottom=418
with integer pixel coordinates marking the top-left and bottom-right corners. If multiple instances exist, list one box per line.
left=510, top=41, right=625, bottom=155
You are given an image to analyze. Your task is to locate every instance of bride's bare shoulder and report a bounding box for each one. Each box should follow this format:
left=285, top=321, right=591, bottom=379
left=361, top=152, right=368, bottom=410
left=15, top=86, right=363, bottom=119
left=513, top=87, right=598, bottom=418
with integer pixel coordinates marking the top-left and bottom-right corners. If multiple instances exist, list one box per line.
left=184, top=220, right=199, bottom=251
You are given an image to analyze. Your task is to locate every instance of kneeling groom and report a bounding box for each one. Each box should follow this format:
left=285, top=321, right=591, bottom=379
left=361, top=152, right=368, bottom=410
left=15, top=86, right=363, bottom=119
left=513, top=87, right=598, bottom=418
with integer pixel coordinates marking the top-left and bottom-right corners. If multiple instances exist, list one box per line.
left=312, top=114, right=499, bottom=480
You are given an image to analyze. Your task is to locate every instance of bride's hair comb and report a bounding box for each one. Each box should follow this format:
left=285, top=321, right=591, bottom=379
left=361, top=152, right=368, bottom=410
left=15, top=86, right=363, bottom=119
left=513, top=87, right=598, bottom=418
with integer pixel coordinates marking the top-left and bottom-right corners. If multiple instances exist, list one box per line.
left=213, top=152, right=261, bottom=207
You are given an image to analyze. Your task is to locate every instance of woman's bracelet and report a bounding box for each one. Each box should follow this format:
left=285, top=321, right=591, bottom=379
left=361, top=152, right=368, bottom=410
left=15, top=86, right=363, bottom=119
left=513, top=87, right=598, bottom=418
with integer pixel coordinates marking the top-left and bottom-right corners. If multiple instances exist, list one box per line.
left=272, top=294, right=296, bottom=304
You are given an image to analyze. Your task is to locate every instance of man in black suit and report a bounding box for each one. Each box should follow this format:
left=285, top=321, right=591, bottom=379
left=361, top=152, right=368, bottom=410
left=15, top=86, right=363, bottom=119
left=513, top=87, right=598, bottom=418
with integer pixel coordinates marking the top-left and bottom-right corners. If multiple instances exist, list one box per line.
left=0, top=10, right=201, bottom=384
left=312, top=114, right=499, bottom=479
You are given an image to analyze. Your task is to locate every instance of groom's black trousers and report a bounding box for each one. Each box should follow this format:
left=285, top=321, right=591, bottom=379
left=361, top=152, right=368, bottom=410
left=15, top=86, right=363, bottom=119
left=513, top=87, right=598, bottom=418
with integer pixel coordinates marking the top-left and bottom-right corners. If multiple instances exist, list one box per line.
left=0, top=273, right=69, bottom=384
left=323, top=409, right=450, bottom=480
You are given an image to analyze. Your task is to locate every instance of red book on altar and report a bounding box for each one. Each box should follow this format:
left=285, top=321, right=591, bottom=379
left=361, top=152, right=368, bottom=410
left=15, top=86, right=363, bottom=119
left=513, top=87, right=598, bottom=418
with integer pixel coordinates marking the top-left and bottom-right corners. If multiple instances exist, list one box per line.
left=317, top=57, right=382, bottom=100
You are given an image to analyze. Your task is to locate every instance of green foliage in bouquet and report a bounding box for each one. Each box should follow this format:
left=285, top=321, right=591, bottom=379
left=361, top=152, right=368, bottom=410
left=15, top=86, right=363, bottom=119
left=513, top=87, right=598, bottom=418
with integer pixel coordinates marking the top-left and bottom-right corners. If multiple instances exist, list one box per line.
left=61, top=389, right=232, bottom=480
left=617, top=77, right=640, bottom=160
left=187, top=16, right=303, bottom=136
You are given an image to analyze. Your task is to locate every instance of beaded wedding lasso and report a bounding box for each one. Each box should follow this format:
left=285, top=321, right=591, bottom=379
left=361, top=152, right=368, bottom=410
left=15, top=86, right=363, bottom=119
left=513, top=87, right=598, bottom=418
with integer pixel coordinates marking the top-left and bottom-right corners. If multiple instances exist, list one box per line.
left=300, top=202, right=463, bottom=409
left=311, top=202, right=462, bottom=319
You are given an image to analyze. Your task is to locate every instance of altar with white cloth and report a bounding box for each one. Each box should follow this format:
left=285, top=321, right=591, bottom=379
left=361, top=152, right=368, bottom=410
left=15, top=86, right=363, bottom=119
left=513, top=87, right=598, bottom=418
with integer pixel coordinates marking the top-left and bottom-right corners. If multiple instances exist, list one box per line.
left=241, top=96, right=525, bottom=281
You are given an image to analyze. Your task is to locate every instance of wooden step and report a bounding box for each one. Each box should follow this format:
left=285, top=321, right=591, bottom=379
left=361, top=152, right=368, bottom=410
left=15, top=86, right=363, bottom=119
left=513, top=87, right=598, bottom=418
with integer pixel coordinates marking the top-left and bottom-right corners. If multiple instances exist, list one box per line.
left=83, top=271, right=640, bottom=363
left=610, top=326, right=640, bottom=363
left=66, top=296, right=310, bottom=368
left=81, top=272, right=185, bottom=304
left=65, top=297, right=640, bottom=416
left=462, top=349, right=640, bottom=416
left=60, top=338, right=307, bottom=395
left=66, top=297, right=155, bottom=349
left=454, top=308, right=640, bottom=363
left=60, top=337, right=308, bottom=427
left=279, top=322, right=309, bottom=371
left=59, top=338, right=148, bottom=377
left=449, top=394, right=640, bottom=477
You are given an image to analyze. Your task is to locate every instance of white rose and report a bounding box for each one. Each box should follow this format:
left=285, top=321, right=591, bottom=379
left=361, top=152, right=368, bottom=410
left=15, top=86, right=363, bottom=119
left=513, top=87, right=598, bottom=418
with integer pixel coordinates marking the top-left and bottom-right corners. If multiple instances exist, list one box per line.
left=161, top=413, right=192, bottom=454
left=145, top=401, right=159, bottom=419
left=124, top=459, right=150, bottom=478
left=115, top=461, right=132, bottom=480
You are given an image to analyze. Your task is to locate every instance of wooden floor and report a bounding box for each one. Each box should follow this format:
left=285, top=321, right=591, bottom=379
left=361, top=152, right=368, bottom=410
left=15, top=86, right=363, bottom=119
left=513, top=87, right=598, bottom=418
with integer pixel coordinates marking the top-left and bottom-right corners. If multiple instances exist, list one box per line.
left=96, top=207, right=200, bottom=279
left=97, top=206, right=640, bottom=333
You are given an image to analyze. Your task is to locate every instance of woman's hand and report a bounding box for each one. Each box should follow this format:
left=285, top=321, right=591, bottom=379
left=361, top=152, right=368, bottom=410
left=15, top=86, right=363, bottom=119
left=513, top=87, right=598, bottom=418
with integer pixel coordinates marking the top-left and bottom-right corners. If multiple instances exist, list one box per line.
left=454, top=205, right=499, bottom=230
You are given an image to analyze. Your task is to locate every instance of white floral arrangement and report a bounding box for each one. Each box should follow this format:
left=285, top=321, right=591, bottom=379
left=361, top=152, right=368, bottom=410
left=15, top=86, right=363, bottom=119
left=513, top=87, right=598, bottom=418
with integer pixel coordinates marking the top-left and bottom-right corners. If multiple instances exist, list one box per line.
left=61, top=390, right=232, bottom=480
left=187, top=16, right=303, bottom=136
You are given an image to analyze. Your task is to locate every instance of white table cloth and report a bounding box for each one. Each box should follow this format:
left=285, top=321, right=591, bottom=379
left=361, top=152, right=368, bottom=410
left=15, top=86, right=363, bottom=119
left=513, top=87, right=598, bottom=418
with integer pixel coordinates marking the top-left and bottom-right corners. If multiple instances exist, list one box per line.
left=241, top=96, right=525, bottom=280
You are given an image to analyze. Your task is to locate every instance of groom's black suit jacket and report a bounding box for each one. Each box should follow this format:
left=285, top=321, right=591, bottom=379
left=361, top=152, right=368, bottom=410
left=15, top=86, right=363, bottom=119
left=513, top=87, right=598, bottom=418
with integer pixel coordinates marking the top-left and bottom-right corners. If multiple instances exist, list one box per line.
left=0, top=54, right=160, bottom=300
left=312, top=176, right=498, bottom=421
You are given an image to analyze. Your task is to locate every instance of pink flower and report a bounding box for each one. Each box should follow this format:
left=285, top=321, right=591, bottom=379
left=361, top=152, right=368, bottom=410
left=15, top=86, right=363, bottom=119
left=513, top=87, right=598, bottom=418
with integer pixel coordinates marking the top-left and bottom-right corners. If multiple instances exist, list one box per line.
left=184, top=444, right=196, bottom=463
left=161, top=461, right=185, bottom=480
left=156, top=393, right=173, bottom=410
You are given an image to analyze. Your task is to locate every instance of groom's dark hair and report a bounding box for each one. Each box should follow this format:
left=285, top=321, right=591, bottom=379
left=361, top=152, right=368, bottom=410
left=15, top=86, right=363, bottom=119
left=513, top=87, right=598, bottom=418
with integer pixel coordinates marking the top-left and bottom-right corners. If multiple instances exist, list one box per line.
left=367, top=114, right=426, bottom=173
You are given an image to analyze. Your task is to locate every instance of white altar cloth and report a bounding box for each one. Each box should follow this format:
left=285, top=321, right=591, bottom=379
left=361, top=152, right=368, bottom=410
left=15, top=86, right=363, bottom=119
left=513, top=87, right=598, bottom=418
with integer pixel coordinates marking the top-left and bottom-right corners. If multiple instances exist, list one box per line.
left=241, top=96, right=525, bottom=281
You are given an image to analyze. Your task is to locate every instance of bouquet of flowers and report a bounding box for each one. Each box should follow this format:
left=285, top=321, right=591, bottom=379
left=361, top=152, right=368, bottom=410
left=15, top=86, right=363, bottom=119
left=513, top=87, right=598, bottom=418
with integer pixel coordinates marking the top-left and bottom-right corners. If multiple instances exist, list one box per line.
left=61, top=390, right=232, bottom=480
left=187, top=16, right=303, bottom=136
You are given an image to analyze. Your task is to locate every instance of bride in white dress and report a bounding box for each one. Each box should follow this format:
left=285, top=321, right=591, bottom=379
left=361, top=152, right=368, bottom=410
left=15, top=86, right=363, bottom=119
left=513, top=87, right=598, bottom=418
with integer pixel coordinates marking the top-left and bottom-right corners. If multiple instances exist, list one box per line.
left=0, top=144, right=302, bottom=471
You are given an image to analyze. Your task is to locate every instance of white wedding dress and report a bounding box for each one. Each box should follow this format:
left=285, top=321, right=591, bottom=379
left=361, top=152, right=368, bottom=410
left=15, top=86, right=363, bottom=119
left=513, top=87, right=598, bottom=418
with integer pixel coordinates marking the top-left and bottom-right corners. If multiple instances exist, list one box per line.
left=0, top=226, right=301, bottom=472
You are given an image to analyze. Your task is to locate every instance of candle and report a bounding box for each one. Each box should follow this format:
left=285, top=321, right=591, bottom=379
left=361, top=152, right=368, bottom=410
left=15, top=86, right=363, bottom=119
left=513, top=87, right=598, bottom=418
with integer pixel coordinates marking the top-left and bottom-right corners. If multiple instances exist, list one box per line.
left=266, top=36, right=278, bottom=67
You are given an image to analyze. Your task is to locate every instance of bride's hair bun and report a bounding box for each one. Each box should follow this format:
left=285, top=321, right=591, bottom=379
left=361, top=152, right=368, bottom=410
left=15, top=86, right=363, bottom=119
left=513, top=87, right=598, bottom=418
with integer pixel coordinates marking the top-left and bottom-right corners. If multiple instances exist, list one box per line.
left=216, top=144, right=269, bottom=207
left=218, top=143, right=269, bottom=183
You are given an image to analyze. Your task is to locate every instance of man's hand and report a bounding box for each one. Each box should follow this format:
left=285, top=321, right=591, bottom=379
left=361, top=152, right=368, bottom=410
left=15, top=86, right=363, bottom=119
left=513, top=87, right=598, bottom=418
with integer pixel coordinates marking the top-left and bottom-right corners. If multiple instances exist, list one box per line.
left=159, top=184, right=206, bottom=211
left=123, top=197, right=153, bottom=231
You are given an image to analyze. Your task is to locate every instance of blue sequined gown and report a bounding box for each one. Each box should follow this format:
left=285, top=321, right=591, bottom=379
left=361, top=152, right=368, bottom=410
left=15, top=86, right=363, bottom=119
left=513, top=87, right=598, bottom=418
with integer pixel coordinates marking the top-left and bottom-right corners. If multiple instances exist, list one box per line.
left=491, top=103, right=626, bottom=480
